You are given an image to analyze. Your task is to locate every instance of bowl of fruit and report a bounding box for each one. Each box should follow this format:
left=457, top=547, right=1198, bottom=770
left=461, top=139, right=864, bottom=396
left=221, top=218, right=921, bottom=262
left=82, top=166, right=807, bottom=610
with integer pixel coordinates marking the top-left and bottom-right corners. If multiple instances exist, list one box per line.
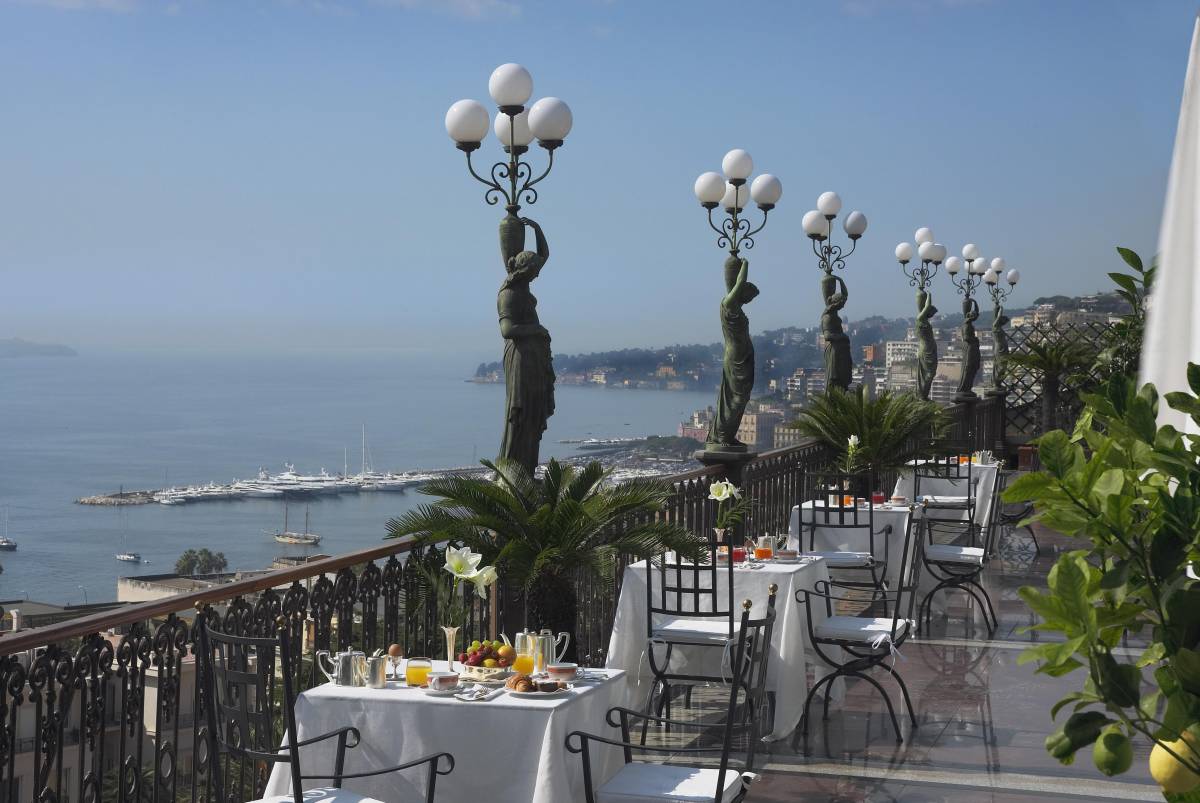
left=458, top=639, right=516, bottom=683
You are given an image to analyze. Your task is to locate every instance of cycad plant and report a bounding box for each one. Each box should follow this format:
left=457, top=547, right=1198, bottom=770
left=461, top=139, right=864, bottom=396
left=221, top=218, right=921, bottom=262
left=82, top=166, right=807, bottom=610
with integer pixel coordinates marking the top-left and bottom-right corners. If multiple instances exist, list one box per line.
left=789, top=386, right=947, bottom=475
left=387, top=458, right=707, bottom=661
left=1007, top=337, right=1097, bottom=434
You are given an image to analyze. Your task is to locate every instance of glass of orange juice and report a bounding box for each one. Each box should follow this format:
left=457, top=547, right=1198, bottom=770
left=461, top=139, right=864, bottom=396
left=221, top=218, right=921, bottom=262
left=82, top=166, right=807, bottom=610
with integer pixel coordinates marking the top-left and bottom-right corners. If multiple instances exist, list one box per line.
left=513, top=651, right=535, bottom=675
left=404, top=657, right=432, bottom=687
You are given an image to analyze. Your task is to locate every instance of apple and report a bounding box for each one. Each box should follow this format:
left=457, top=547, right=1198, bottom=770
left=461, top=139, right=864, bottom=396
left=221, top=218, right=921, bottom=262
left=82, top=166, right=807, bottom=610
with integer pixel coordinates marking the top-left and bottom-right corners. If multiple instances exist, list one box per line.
left=483, top=658, right=498, bottom=668
left=457, top=652, right=469, bottom=663
left=497, top=657, right=512, bottom=668
left=497, top=645, right=516, bottom=661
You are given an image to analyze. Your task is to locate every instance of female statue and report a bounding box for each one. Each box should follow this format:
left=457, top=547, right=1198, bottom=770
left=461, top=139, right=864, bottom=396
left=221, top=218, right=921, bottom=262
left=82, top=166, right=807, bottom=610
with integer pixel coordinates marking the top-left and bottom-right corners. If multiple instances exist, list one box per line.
left=956, top=296, right=981, bottom=400
left=497, top=215, right=555, bottom=473
left=820, top=273, right=852, bottom=391
left=915, top=289, right=938, bottom=400
left=991, top=309, right=1010, bottom=391
left=707, top=257, right=759, bottom=449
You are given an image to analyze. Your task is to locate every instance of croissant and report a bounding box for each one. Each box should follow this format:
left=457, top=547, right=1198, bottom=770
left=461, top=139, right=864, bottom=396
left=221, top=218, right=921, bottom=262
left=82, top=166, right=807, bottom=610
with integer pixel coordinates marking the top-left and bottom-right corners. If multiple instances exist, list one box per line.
left=505, top=673, right=532, bottom=691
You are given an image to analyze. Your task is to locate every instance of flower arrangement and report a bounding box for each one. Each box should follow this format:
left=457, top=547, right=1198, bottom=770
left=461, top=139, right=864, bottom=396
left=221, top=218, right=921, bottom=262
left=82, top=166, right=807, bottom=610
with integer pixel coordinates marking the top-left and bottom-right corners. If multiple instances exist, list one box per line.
left=842, top=434, right=863, bottom=473
left=434, top=545, right=499, bottom=627
left=709, top=480, right=752, bottom=531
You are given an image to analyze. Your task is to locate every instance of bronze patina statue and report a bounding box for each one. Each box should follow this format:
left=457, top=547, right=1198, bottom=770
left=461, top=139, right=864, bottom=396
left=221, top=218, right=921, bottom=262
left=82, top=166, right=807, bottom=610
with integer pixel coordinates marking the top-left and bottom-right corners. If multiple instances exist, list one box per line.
left=497, top=213, right=555, bottom=474
left=706, top=257, right=759, bottom=451
left=915, top=289, right=938, bottom=400
left=989, top=308, right=1010, bottom=394
left=821, top=273, right=852, bottom=392
left=956, top=296, right=981, bottom=401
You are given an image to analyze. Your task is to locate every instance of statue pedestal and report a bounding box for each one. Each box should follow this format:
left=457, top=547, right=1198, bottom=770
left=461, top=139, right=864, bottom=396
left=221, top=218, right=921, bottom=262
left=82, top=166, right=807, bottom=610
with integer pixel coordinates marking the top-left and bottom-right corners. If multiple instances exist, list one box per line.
left=985, top=387, right=1008, bottom=398
left=953, top=391, right=979, bottom=403
left=694, top=447, right=758, bottom=486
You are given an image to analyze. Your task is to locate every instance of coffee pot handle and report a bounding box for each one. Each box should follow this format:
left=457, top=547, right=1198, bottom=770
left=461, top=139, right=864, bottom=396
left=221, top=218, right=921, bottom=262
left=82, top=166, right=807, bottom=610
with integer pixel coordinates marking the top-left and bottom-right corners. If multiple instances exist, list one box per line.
left=555, top=632, right=570, bottom=662
left=315, top=651, right=336, bottom=684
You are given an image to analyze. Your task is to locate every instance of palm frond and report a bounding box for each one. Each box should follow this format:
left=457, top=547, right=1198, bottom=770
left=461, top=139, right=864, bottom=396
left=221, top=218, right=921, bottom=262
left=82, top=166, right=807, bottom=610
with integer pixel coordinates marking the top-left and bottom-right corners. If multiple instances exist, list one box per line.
left=483, top=457, right=543, bottom=513
left=791, top=387, right=944, bottom=472
left=564, top=461, right=608, bottom=502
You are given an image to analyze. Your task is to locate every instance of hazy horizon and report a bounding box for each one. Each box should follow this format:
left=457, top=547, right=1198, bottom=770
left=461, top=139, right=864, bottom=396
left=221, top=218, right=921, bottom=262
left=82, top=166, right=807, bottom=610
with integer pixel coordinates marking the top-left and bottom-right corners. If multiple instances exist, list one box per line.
left=0, top=0, right=1189, bottom=353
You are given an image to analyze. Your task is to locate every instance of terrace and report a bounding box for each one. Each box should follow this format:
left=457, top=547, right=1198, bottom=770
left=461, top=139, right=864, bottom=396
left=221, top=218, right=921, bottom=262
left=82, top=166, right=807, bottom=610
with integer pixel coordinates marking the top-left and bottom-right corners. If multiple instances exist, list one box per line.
left=0, top=372, right=1163, bottom=803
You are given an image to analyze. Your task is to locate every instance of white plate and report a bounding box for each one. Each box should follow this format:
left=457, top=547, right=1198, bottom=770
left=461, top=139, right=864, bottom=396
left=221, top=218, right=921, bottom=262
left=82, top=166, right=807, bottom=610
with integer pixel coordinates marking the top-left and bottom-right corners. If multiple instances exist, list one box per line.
left=422, top=685, right=465, bottom=697
left=507, top=687, right=571, bottom=698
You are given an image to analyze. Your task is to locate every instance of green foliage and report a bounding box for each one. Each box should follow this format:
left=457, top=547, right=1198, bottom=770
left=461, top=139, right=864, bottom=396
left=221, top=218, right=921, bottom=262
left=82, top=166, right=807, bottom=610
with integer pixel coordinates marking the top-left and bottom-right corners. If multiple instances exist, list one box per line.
left=1096, top=247, right=1156, bottom=385
left=1004, top=370, right=1200, bottom=779
left=175, top=548, right=228, bottom=576
left=788, top=386, right=947, bottom=473
left=386, top=458, right=708, bottom=592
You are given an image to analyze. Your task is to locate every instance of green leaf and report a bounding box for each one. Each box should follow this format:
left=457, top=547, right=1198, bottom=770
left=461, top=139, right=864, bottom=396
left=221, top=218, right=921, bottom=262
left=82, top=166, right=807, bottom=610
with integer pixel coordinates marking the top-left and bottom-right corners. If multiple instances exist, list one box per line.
left=1046, top=711, right=1111, bottom=764
left=1138, top=642, right=1167, bottom=668
left=1173, top=648, right=1200, bottom=696
left=1039, top=431, right=1083, bottom=478
left=1108, top=272, right=1138, bottom=294
left=1116, top=247, right=1144, bottom=272
left=1091, top=468, right=1124, bottom=502
left=1048, top=556, right=1096, bottom=635
left=1095, top=652, right=1141, bottom=708
left=1002, top=471, right=1057, bottom=502
left=1189, top=363, right=1200, bottom=397
left=1099, top=559, right=1131, bottom=591
left=1051, top=691, right=1099, bottom=720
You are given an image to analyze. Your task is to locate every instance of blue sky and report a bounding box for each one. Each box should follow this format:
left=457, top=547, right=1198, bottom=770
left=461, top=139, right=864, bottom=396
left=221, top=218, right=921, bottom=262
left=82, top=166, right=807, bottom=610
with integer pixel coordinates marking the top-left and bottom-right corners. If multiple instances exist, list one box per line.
left=0, top=0, right=1192, bottom=360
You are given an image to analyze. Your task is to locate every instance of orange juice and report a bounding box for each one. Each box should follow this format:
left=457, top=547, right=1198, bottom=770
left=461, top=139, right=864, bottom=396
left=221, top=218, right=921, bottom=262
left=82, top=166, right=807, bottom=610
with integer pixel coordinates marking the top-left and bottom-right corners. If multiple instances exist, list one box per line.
left=842, top=494, right=854, bottom=507
left=754, top=547, right=773, bottom=561
left=513, top=654, right=535, bottom=675
left=405, top=660, right=431, bottom=687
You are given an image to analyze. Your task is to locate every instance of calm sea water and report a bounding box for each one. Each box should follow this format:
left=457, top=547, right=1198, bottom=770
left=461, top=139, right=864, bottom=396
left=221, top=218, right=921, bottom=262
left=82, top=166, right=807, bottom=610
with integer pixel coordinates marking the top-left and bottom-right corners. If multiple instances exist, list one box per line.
left=0, top=352, right=714, bottom=605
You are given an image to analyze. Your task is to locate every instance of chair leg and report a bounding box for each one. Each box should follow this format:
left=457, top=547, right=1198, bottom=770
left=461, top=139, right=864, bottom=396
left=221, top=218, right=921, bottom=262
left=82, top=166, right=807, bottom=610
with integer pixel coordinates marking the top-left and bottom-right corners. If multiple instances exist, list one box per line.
left=856, top=671, right=904, bottom=744
left=957, top=583, right=994, bottom=637
left=879, top=662, right=918, bottom=727
left=963, top=578, right=998, bottom=633
left=794, top=671, right=837, bottom=754
left=1025, top=524, right=1041, bottom=555
left=684, top=684, right=693, bottom=709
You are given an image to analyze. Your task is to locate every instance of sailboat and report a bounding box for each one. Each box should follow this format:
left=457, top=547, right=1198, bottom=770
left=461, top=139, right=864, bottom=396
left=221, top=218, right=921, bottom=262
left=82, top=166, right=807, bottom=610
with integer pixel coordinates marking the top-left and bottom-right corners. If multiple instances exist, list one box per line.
left=0, top=508, right=17, bottom=551
left=272, top=504, right=321, bottom=546
left=114, top=509, right=142, bottom=563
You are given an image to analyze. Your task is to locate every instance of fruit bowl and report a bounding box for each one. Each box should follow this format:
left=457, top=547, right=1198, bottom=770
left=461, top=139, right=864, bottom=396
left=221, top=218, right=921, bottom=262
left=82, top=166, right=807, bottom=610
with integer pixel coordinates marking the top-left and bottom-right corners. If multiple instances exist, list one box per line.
left=459, top=664, right=511, bottom=683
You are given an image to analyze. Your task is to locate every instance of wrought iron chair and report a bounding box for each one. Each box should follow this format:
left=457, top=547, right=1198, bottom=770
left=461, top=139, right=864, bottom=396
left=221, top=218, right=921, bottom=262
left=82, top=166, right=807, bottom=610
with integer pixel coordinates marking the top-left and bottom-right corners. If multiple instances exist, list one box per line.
left=643, top=527, right=739, bottom=724
left=798, top=471, right=892, bottom=607
left=994, top=468, right=1040, bottom=555
left=196, top=616, right=455, bottom=803
left=567, top=590, right=778, bottom=803
left=912, top=440, right=979, bottom=528
left=793, top=509, right=923, bottom=752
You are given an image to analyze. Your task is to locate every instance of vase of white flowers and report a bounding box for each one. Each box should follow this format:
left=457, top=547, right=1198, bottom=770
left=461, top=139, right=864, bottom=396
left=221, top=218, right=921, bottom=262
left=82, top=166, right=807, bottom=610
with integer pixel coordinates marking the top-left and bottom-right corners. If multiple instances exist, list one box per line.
left=425, top=545, right=499, bottom=669
left=708, top=480, right=752, bottom=550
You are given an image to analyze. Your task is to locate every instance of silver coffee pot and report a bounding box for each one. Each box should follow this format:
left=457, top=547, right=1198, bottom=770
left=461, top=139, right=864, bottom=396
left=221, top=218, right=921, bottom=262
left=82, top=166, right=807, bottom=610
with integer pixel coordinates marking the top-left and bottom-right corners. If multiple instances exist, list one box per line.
left=316, top=649, right=367, bottom=686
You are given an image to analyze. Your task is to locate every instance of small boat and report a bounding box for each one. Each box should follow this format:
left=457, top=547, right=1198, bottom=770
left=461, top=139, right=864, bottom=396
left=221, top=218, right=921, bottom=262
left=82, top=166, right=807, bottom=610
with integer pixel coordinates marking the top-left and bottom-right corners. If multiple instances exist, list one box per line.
left=0, top=508, right=17, bottom=551
left=271, top=505, right=321, bottom=546
left=115, top=552, right=142, bottom=563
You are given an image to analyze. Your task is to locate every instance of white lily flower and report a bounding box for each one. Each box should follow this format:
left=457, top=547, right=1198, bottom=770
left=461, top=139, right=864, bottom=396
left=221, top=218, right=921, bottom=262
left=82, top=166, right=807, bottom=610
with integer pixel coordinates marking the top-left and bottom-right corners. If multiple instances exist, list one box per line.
left=848, top=435, right=860, bottom=448
left=443, top=545, right=482, bottom=580
left=730, top=484, right=742, bottom=499
left=708, top=481, right=732, bottom=502
left=470, top=565, right=499, bottom=598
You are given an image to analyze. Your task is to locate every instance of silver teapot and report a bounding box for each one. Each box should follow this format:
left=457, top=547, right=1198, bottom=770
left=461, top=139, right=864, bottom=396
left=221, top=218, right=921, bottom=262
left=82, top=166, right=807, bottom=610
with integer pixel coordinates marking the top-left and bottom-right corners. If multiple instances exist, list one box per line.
left=316, top=649, right=367, bottom=686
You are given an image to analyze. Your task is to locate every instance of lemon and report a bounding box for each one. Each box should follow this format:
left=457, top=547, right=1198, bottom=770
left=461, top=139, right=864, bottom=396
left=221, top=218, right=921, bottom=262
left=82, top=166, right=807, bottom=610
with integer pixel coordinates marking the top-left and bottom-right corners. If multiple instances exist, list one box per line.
left=1093, top=726, right=1133, bottom=777
left=1149, top=734, right=1200, bottom=794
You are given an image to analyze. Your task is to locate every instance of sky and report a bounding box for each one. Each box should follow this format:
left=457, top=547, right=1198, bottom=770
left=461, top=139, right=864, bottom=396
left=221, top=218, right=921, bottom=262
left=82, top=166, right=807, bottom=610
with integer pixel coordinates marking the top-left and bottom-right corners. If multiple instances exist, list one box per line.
left=0, top=0, right=1193, bottom=362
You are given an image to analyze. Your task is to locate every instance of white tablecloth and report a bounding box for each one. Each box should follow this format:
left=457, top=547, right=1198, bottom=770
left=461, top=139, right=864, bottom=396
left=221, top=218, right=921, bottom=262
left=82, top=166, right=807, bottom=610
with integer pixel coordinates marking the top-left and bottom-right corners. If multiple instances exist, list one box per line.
left=894, top=460, right=1000, bottom=531
left=787, top=502, right=914, bottom=589
left=264, top=663, right=626, bottom=803
left=605, top=557, right=831, bottom=740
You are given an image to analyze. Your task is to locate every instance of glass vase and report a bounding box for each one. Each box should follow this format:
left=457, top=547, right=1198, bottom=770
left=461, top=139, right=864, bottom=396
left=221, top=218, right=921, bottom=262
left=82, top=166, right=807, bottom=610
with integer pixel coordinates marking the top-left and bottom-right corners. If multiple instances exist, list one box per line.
left=442, top=625, right=460, bottom=670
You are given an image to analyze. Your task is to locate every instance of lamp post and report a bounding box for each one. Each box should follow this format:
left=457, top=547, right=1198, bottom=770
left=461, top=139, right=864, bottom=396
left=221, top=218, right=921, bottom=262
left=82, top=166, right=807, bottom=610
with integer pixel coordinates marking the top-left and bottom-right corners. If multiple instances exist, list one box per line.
left=895, top=228, right=947, bottom=400
left=946, top=244, right=990, bottom=402
left=802, top=192, right=867, bottom=392
left=445, top=64, right=573, bottom=475
left=983, top=260, right=1020, bottom=396
left=692, top=149, right=780, bottom=457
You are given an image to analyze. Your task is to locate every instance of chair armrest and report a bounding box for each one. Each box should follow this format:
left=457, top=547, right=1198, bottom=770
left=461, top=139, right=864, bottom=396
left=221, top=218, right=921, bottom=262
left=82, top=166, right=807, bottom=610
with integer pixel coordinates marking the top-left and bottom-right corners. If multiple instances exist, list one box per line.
left=293, top=725, right=361, bottom=750
left=604, top=705, right=745, bottom=732
left=565, top=730, right=726, bottom=756
left=303, top=751, right=455, bottom=781
left=797, top=585, right=901, bottom=606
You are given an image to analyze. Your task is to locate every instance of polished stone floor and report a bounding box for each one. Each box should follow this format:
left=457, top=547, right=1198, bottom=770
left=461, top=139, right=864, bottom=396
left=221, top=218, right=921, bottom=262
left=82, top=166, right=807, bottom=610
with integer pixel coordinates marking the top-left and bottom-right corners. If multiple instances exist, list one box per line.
left=643, top=523, right=1163, bottom=801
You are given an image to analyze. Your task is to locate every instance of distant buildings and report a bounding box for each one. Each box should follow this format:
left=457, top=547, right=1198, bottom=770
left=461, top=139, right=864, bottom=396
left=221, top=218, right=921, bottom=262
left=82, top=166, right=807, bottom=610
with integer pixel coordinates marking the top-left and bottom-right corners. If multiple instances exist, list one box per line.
left=677, top=407, right=714, bottom=441
left=737, top=411, right=783, bottom=448
left=885, top=341, right=918, bottom=368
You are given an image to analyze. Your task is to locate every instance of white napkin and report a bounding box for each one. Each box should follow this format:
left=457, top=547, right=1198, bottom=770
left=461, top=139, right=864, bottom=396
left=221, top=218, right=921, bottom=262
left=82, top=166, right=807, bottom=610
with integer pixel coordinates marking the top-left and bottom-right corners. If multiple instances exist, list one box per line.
left=454, top=685, right=504, bottom=702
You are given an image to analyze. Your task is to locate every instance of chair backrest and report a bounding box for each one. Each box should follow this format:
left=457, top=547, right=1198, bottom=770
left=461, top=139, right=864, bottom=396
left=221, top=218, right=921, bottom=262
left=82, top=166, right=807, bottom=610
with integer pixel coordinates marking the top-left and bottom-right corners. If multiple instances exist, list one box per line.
left=886, top=511, right=924, bottom=641
left=800, top=470, right=880, bottom=554
left=646, top=528, right=736, bottom=639
left=713, top=589, right=778, bottom=798
left=197, top=615, right=304, bottom=803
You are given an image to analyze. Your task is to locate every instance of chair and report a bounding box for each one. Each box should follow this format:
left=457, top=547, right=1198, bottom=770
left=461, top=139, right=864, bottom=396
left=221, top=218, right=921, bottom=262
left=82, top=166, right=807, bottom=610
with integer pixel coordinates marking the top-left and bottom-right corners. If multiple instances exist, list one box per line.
left=912, top=442, right=979, bottom=528
left=567, top=590, right=778, bottom=803
left=917, top=488, right=1004, bottom=637
left=994, top=468, right=1040, bottom=555
left=793, top=509, right=923, bottom=752
left=644, top=527, right=738, bottom=724
left=798, top=471, right=892, bottom=606
left=196, top=617, right=454, bottom=803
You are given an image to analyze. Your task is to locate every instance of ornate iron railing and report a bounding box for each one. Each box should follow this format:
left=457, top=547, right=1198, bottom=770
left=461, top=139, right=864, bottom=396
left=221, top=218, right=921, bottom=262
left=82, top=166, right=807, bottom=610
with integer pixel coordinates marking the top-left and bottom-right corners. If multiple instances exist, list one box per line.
left=0, top=400, right=1001, bottom=802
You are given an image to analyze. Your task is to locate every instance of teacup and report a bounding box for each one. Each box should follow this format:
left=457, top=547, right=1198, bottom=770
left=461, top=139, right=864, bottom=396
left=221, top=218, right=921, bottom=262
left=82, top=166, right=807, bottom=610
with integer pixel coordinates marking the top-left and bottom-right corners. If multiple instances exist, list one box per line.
left=546, top=663, right=579, bottom=681
left=427, top=671, right=459, bottom=691
left=774, top=549, right=799, bottom=561
left=890, top=495, right=907, bottom=505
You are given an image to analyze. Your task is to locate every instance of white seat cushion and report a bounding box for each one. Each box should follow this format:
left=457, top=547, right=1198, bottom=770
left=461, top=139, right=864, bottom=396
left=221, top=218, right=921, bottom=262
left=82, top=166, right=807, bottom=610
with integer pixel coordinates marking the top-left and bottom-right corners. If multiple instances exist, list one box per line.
left=254, top=788, right=385, bottom=803
left=925, top=544, right=985, bottom=566
left=815, top=616, right=911, bottom=645
left=805, top=550, right=873, bottom=568
left=598, top=762, right=748, bottom=803
left=652, top=616, right=739, bottom=645
left=921, top=494, right=971, bottom=507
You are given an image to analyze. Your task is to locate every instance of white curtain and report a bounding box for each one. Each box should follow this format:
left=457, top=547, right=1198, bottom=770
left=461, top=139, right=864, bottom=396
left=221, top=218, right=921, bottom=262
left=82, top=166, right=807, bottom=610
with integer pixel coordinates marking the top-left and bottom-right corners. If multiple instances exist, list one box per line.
left=1143, top=14, right=1200, bottom=434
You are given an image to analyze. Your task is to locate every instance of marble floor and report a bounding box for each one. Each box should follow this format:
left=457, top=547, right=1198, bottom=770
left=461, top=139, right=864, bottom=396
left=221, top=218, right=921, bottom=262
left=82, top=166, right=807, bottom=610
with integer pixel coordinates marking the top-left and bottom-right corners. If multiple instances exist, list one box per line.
left=644, top=523, right=1163, bottom=802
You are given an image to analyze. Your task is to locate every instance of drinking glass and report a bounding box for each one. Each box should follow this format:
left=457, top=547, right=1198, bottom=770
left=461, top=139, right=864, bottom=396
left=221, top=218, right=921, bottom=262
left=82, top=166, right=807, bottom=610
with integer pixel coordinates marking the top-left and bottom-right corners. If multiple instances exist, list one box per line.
left=513, top=651, right=535, bottom=675
left=871, top=491, right=886, bottom=505
left=404, top=657, right=432, bottom=687
left=732, top=546, right=747, bottom=566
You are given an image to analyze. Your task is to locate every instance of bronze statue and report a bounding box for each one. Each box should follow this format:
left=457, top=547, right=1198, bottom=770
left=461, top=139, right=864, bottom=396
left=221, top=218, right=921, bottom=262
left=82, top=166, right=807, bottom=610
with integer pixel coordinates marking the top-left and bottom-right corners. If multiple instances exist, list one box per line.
left=820, top=273, right=852, bottom=392
left=956, top=296, right=981, bottom=400
left=915, top=289, right=938, bottom=400
left=706, top=257, right=759, bottom=450
left=990, top=307, right=1010, bottom=393
left=497, top=213, right=555, bottom=474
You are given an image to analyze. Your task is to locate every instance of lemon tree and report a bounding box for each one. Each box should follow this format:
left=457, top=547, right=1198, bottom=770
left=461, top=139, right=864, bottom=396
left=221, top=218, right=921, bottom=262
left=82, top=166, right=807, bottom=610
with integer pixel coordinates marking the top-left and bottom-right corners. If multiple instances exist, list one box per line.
left=1005, top=369, right=1200, bottom=790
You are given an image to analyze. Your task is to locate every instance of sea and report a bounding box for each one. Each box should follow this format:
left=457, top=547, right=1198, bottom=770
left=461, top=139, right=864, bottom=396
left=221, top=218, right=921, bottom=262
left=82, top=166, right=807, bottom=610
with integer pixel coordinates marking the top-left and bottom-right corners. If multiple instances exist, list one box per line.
left=0, top=351, right=715, bottom=606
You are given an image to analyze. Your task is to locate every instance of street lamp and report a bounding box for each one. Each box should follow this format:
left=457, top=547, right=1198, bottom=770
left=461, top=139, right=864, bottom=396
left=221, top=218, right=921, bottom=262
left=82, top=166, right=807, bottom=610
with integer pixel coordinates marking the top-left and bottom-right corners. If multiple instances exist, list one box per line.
left=803, top=192, right=867, bottom=392
left=946, top=244, right=990, bottom=402
left=692, top=149, right=780, bottom=454
left=446, top=63, right=572, bottom=475
left=983, top=259, right=1021, bottom=396
left=895, top=227, right=947, bottom=400
left=77, top=585, right=88, bottom=605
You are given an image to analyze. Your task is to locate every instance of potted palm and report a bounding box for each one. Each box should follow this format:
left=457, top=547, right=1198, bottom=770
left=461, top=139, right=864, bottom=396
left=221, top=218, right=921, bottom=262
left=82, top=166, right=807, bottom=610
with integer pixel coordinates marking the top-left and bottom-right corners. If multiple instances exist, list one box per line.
left=387, top=458, right=707, bottom=662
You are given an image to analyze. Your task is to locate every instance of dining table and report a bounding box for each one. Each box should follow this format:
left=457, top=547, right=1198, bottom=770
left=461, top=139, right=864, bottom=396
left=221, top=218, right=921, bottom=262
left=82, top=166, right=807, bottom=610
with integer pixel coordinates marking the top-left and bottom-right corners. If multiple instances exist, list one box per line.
left=263, top=662, right=627, bottom=803
left=605, top=555, right=832, bottom=740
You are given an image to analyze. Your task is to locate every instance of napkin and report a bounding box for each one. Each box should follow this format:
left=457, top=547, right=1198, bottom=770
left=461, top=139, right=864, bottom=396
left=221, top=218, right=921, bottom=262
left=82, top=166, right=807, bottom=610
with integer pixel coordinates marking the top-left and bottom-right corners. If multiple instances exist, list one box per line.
left=454, top=685, right=504, bottom=702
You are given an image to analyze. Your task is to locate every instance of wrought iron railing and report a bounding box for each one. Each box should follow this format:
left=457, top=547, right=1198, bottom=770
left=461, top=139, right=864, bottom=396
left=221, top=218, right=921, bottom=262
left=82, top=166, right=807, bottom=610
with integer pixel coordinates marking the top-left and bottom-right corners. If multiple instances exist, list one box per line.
left=0, top=398, right=1004, bottom=802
